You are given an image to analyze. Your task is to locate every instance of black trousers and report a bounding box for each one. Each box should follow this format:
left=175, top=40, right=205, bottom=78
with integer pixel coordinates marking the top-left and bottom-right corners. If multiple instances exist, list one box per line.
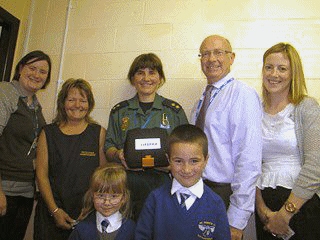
left=255, top=187, right=320, bottom=240
left=0, top=195, right=34, bottom=240
left=127, top=169, right=171, bottom=222
left=203, top=179, right=232, bottom=210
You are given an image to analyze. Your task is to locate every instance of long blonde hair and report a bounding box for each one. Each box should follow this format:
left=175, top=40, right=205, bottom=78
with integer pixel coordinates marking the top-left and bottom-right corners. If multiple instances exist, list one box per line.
left=79, top=163, right=131, bottom=220
left=262, top=43, right=307, bottom=107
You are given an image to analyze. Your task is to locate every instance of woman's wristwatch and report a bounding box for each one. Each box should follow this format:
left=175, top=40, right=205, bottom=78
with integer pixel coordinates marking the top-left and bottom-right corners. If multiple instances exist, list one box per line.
left=284, top=201, right=298, bottom=214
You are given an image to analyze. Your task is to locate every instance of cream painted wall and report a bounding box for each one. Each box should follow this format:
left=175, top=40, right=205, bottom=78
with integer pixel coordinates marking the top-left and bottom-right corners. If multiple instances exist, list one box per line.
left=8, top=1, right=319, bottom=239
left=23, top=0, right=320, bottom=127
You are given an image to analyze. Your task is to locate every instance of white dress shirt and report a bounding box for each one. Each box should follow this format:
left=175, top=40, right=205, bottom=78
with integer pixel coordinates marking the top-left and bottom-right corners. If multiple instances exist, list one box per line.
left=191, top=73, right=262, bottom=230
left=96, top=210, right=122, bottom=233
left=171, top=178, right=204, bottom=210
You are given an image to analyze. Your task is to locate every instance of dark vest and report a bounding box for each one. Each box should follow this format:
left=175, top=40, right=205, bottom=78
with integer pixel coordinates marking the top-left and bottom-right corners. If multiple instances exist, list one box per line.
left=0, top=98, right=46, bottom=181
left=45, top=123, right=101, bottom=219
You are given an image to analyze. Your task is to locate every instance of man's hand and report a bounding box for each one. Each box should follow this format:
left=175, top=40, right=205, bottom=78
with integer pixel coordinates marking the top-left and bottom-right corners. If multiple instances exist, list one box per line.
left=0, top=190, right=7, bottom=216
left=230, top=226, right=243, bottom=240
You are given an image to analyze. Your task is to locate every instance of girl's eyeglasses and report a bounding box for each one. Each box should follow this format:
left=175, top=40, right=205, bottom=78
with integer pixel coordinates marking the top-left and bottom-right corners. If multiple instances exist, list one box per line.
left=94, top=193, right=123, bottom=205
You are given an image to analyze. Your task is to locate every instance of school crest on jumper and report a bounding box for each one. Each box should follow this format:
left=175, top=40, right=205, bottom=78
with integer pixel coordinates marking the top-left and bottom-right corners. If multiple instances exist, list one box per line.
left=197, top=221, right=215, bottom=239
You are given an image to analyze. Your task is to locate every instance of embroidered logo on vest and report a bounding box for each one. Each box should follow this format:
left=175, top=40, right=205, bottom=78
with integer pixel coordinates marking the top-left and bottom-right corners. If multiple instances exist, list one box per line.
left=80, top=151, right=96, bottom=157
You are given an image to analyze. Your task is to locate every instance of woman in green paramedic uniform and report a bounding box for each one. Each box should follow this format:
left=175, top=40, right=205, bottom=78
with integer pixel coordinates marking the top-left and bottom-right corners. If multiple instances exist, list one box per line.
left=105, top=53, right=188, bottom=221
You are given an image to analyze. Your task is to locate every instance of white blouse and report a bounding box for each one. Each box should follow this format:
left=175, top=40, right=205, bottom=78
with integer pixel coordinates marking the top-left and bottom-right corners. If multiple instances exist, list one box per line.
left=257, top=103, right=301, bottom=189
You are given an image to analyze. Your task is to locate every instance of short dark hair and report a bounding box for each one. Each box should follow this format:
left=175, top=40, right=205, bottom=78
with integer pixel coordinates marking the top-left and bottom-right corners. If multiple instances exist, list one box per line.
left=53, top=78, right=95, bottom=124
left=13, top=50, right=52, bottom=89
left=127, top=53, right=166, bottom=87
left=168, top=124, right=208, bottom=157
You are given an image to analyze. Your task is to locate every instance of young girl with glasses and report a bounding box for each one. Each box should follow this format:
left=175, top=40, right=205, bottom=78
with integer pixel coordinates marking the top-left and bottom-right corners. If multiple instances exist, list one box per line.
left=68, top=163, right=135, bottom=240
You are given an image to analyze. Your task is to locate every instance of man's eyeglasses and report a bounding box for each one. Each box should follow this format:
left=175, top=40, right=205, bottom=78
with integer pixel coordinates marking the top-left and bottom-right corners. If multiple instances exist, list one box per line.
left=198, top=49, right=232, bottom=60
left=94, top=193, right=123, bottom=205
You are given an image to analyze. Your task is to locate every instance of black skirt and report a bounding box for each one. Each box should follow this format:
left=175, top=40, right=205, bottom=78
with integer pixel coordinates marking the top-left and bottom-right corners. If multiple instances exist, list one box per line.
left=255, top=186, right=320, bottom=240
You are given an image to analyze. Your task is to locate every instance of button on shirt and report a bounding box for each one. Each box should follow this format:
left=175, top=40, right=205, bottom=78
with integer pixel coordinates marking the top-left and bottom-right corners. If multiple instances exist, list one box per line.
left=191, top=73, right=262, bottom=229
left=171, top=178, right=204, bottom=210
left=96, top=211, right=122, bottom=233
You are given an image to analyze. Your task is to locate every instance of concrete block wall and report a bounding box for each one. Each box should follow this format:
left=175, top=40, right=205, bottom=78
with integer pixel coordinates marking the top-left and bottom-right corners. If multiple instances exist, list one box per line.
left=22, top=0, right=320, bottom=127
left=3, top=0, right=320, bottom=239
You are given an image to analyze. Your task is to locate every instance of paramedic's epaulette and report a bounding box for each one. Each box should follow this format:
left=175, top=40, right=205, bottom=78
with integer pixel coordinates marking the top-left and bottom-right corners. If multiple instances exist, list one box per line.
left=111, top=100, right=129, bottom=113
left=162, top=99, right=182, bottom=113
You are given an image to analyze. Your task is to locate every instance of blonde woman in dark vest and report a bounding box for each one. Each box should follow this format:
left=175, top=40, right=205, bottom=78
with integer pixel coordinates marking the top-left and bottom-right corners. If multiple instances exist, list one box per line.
left=34, top=78, right=107, bottom=240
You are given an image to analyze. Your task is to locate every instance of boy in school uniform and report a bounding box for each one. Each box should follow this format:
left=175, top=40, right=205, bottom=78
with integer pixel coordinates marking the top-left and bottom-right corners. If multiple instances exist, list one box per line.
left=135, top=124, right=231, bottom=240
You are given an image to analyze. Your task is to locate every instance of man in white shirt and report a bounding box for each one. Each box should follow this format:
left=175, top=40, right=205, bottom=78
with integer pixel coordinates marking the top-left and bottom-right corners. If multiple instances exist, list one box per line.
left=192, top=34, right=262, bottom=240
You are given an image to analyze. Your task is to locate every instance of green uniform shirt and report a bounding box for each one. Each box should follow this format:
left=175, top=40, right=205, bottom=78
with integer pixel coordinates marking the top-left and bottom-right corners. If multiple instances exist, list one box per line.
left=105, top=94, right=188, bottom=150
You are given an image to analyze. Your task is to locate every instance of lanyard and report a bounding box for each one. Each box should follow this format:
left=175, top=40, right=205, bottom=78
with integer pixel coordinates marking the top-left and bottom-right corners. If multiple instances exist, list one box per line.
left=26, top=98, right=40, bottom=156
left=134, top=111, right=154, bottom=129
left=33, top=108, right=39, bottom=138
left=196, top=78, right=234, bottom=118
left=27, top=109, right=39, bottom=157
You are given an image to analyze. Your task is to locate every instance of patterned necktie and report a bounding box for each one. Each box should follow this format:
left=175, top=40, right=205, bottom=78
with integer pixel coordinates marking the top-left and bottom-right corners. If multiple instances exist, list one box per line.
left=195, top=84, right=214, bottom=130
left=101, top=219, right=109, bottom=233
left=180, top=193, right=190, bottom=210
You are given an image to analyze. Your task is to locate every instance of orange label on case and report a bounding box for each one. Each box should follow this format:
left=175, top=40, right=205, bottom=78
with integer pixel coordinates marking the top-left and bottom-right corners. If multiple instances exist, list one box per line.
left=142, top=155, right=155, bottom=167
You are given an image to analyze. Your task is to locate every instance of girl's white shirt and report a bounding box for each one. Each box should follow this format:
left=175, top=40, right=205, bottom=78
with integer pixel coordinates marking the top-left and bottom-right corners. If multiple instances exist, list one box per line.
left=96, top=210, right=122, bottom=233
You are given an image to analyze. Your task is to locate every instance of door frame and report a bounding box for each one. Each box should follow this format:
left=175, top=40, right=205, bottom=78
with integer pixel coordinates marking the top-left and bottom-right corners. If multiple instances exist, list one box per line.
left=0, top=7, right=20, bottom=82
